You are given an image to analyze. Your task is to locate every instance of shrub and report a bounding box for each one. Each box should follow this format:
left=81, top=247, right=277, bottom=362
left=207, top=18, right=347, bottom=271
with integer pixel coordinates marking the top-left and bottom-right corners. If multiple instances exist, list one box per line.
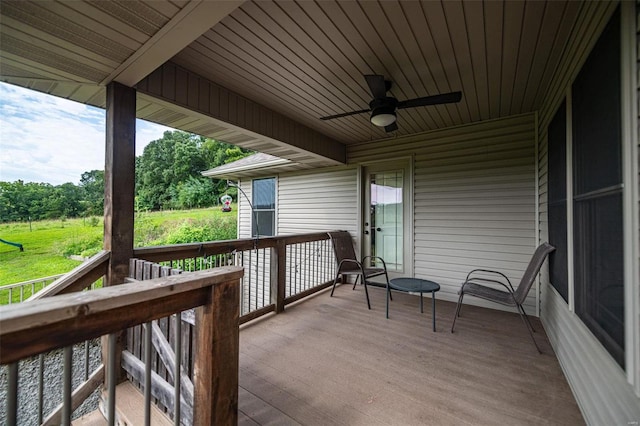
left=164, top=217, right=236, bottom=245
left=61, top=234, right=103, bottom=258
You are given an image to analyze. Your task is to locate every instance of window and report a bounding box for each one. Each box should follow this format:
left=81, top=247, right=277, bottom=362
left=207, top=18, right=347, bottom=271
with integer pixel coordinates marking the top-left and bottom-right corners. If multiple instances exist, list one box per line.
left=547, top=101, right=568, bottom=302
left=252, top=177, right=275, bottom=237
left=571, top=7, right=624, bottom=368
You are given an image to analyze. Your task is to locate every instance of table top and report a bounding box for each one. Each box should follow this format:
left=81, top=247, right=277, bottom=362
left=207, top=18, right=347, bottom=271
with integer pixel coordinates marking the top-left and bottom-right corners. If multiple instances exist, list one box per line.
left=389, top=277, right=440, bottom=293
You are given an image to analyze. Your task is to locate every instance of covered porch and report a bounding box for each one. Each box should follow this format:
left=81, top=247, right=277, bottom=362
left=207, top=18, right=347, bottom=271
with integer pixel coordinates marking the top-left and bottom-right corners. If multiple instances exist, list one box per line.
left=238, top=286, right=582, bottom=425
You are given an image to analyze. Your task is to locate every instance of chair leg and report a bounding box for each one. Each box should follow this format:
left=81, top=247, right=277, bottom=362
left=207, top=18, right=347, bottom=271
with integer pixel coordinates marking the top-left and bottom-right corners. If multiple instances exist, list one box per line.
left=518, top=305, right=537, bottom=333
left=352, top=275, right=360, bottom=290
left=516, top=304, right=542, bottom=354
left=363, top=279, right=371, bottom=310
left=330, top=273, right=340, bottom=297
left=450, top=292, right=464, bottom=333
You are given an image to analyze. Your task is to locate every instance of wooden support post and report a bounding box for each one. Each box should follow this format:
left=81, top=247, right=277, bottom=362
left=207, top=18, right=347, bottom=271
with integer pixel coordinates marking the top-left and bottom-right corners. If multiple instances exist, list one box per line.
left=104, top=81, right=136, bottom=286
left=193, top=278, right=240, bottom=425
left=270, top=240, right=286, bottom=313
left=103, top=81, right=136, bottom=392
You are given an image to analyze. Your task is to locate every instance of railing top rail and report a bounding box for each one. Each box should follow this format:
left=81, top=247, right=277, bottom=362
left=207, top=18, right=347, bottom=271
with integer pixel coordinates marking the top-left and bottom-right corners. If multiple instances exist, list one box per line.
left=28, top=250, right=111, bottom=301
left=0, top=274, right=66, bottom=290
left=133, top=231, right=333, bottom=262
left=0, top=266, right=244, bottom=364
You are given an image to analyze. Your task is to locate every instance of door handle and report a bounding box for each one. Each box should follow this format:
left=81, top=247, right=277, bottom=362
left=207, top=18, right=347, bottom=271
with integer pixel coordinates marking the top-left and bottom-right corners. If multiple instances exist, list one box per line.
left=364, top=230, right=369, bottom=235
left=376, top=228, right=381, bottom=232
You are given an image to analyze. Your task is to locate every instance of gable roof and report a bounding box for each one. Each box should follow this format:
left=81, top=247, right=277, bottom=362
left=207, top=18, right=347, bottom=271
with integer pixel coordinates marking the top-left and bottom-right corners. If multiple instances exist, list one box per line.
left=202, top=152, right=296, bottom=179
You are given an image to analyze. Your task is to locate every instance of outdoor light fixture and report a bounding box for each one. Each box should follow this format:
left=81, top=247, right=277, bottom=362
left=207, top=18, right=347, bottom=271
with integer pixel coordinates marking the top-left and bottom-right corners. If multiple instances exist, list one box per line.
left=370, top=109, right=396, bottom=127
left=369, top=97, right=397, bottom=127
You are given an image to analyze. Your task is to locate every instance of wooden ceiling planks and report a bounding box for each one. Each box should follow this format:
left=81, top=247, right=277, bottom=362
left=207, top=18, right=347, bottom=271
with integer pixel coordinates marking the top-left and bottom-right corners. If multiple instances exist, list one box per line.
left=0, top=0, right=586, bottom=151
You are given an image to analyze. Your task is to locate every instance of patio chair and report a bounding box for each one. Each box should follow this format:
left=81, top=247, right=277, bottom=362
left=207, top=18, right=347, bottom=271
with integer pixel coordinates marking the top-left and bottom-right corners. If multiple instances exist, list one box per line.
left=450, top=242, right=555, bottom=353
left=328, top=231, right=390, bottom=310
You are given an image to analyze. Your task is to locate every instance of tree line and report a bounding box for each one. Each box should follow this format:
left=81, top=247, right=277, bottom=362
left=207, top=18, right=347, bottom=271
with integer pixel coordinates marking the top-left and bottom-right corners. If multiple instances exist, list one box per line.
left=0, top=131, right=252, bottom=222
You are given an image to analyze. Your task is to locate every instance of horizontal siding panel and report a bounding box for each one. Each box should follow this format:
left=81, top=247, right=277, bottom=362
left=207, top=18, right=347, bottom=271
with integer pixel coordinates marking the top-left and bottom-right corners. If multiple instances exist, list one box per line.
left=415, top=226, right=535, bottom=239
left=278, top=167, right=358, bottom=237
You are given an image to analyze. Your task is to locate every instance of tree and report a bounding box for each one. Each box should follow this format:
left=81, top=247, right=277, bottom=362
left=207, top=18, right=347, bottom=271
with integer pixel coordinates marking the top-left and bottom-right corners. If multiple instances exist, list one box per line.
left=80, top=170, right=104, bottom=216
left=136, top=130, right=253, bottom=211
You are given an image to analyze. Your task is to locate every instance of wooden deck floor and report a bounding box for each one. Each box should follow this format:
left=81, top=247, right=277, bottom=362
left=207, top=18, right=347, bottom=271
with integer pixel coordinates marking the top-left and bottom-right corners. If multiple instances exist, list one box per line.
left=238, top=285, right=584, bottom=426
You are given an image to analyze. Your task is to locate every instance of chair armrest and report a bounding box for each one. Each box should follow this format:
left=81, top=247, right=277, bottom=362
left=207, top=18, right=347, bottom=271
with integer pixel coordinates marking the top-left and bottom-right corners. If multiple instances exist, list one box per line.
left=337, top=259, right=364, bottom=271
left=362, top=256, right=388, bottom=270
left=464, top=269, right=515, bottom=292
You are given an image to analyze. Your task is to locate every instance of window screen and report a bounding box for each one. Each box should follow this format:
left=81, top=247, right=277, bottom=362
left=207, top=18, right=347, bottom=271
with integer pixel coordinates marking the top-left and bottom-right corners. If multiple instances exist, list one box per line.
left=547, top=101, right=568, bottom=302
left=571, top=7, right=624, bottom=368
left=252, top=178, right=275, bottom=237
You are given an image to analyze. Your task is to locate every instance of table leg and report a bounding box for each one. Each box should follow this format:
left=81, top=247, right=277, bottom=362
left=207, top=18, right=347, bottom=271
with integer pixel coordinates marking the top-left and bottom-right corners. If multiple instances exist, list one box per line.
left=420, top=292, right=423, bottom=313
left=432, top=292, right=436, bottom=332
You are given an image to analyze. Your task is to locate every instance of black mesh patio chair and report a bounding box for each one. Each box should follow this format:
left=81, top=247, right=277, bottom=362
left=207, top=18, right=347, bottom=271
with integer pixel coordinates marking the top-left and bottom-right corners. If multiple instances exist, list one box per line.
left=450, top=242, right=555, bottom=353
left=328, top=231, right=390, bottom=310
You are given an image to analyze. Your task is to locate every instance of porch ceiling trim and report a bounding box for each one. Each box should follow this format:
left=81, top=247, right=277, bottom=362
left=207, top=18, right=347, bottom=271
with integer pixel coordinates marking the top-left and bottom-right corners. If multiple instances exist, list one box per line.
left=137, top=62, right=347, bottom=165
left=103, top=1, right=244, bottom=87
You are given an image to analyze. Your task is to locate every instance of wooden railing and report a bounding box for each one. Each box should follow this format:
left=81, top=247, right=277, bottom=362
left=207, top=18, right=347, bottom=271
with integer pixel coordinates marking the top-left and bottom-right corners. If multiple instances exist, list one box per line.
left=1, top=267, right=244, bottom=426
left=0, top=274, right=65, bottom=305
left=126, top=232, right=337, bottom=419
left=0, top=252, right=111, bottom=425
left=1, top=232, right=337, bottom=424
left=133, top=231, right=338, bottom=322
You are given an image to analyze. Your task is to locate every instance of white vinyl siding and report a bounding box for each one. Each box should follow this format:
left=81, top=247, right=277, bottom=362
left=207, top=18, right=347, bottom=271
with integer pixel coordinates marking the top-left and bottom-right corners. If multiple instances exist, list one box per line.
left=537, top=1, right=640, bottom=424
left=277, top=167, right=359, bottom=237
left=350, top=113, right=538, bottom=313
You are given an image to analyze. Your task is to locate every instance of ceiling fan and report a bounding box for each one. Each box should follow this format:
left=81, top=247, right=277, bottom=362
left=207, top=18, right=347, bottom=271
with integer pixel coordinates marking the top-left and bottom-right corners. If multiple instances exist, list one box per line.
left=320, top=74, right=462, bottom=133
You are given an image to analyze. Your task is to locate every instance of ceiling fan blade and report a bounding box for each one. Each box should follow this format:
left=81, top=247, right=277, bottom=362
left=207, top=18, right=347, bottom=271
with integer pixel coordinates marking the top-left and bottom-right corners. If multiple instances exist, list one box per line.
left=364, top=74, right=388, bottom=99
left=397, top=91, right=462, bottom=109
left=320, top=108, right=371, bottom=120
left=384, top=122, right=398, bottom=133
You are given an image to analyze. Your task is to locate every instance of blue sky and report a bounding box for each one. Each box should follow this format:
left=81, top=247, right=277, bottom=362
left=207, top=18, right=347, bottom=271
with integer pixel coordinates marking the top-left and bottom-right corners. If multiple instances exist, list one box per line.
left=0, top=82, right=173, bottom=185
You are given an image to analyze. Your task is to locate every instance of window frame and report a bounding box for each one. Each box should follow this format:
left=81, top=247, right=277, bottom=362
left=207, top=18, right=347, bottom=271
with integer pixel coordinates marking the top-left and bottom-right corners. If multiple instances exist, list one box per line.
left=251, top=177, right=276, bottom=237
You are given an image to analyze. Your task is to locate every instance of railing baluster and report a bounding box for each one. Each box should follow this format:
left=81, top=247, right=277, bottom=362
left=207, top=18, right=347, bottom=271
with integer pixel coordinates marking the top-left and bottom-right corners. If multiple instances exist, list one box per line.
left=38, top=353, right=44, bottom=424
left=84, top=340, right=90, bottom=380
left=107, top=333, right=117, bottom=426
left=7, top=362, right=18, bottom=426
left=62, top=346, right=72, bottom=426
left=248, top=249, right=253, bottom=312
left=174, top=313, right=182, bottom=426
left=144, top=322, right=152, bottom=426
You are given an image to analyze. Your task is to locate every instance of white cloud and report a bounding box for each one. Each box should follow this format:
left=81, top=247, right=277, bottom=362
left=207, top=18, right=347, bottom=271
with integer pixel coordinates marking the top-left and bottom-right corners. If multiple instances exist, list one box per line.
left=0, top=82, right=173, bottom=185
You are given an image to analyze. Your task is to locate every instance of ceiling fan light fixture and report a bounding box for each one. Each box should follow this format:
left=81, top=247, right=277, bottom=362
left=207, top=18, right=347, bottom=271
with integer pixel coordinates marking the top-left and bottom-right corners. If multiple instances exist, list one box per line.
left=370, top=107, right=396, bottom=127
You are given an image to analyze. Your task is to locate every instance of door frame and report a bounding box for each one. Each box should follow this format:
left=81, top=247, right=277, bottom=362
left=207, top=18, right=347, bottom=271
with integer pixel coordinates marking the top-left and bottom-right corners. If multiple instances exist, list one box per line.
left=360, top=157, right=414, bottom=280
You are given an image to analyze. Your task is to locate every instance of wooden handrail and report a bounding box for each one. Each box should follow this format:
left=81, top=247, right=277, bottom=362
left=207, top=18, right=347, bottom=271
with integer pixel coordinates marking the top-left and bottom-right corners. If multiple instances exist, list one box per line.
left=1, top=266, right=243, bottom=364
left=133, top=232, right=332, bottom=263
left=28, top=250, right=111, bottom=300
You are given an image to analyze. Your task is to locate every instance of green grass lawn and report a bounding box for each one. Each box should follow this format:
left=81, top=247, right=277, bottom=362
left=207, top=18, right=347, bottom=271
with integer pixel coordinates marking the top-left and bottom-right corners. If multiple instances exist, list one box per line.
left=0, top=206, right=237, bottom=287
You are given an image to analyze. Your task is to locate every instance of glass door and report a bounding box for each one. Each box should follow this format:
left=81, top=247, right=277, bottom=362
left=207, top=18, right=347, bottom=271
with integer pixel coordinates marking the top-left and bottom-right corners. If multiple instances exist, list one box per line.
left=363, top=162, right=411, bottom=278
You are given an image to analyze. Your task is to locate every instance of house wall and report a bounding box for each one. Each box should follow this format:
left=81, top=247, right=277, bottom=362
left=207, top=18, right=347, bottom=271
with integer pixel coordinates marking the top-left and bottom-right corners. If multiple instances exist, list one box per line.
left=349, top=113, right=538, bottom=313
left=236, top=168, right=359, bottom=308
left=537, top=1, right=640, bottom=424
left=236, top=167, right=359, bottom=239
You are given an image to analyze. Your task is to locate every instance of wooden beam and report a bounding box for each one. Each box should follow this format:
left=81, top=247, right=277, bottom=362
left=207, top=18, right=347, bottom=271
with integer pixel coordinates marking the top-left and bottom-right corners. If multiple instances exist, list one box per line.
left=137, top=63, right=346, bottom=164
left=0, top=267, right=243, bottom=364
left=104, top=82, right=136, bottom=287
left=104, top=1, right=243, bottom=86
left=193, top=276, right=240, bottom=425
left=104, top=80, right=136, bottom=389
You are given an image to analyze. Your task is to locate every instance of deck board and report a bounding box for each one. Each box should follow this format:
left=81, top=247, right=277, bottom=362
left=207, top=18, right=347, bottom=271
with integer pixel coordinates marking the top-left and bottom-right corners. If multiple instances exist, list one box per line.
left=238, top=285, right=584, bottom=425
